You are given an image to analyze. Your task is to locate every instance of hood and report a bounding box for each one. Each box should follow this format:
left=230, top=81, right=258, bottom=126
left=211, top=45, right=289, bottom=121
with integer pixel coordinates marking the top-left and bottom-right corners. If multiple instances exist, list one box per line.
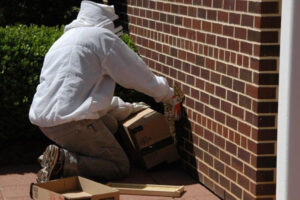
left=64, top=1, right=123, bottom=36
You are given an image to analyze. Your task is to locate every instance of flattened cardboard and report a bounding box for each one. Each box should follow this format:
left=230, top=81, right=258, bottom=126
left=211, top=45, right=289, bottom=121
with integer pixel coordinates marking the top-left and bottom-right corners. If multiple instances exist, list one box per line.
left=31, top=176, right=119, bottom=200
left=121, top=108, right=179, bottom=169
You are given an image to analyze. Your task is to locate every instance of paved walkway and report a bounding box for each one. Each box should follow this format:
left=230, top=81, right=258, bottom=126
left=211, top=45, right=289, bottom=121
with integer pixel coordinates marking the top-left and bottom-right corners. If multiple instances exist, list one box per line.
left=0, top=163, right=219, bottom=200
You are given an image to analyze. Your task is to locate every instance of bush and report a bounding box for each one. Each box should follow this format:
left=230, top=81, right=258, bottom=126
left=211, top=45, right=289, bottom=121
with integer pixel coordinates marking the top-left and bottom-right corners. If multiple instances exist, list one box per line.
left=0, top=25, right=64, bottom=145
left=0, top=0, right=79, bottom=26
left=0, top=26, right=160, bottom=149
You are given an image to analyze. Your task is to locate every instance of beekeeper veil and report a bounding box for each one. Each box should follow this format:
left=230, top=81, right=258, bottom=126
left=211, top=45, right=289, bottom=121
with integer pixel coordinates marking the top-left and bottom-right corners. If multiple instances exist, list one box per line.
left=64, top=0, right=123, bottom=36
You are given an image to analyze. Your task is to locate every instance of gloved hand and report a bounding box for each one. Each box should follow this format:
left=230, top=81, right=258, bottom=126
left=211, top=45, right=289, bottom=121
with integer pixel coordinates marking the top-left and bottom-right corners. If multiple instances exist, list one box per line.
left=164, top=84, right=185, bottom=121
left=163, top=84, right=184, bottom=144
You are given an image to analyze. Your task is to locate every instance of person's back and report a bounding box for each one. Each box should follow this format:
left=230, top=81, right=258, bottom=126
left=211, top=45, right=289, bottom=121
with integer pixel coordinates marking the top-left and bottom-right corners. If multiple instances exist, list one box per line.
left=30, top=27, right=118, bottom=127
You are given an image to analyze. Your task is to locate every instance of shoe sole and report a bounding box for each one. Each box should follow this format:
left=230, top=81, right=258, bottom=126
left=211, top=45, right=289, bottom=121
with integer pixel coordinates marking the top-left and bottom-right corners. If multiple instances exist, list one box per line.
left=37, top=145, right=59, bottom=183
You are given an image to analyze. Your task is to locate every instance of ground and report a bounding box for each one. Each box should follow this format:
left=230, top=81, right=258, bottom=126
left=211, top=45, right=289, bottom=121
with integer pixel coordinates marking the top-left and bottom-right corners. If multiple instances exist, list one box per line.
left=0, top=163, right=219, bottom=200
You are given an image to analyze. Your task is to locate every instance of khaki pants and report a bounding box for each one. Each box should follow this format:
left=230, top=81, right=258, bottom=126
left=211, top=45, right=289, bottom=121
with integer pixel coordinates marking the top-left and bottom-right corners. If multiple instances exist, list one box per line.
left=40, top=114, right=129, bottom=181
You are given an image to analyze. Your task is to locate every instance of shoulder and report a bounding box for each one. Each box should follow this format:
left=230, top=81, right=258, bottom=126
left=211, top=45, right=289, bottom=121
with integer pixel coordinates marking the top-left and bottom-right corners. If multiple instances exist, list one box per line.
left=81, top=27, right=117, bottom=40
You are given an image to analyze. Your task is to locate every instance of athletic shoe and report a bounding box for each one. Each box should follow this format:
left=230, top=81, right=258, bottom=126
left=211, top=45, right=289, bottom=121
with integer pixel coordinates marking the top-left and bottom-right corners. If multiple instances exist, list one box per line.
left=36, top=144, right=64, bottom=183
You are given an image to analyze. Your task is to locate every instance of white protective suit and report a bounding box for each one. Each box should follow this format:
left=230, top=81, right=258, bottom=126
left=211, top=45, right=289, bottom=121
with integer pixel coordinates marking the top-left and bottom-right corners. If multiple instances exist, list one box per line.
left=29, top=1, right=173, bottom=127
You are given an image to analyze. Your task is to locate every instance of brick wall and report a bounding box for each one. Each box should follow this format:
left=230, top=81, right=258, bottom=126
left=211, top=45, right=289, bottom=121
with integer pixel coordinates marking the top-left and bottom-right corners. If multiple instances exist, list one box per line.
left=112, top=0, right=281, bottom=199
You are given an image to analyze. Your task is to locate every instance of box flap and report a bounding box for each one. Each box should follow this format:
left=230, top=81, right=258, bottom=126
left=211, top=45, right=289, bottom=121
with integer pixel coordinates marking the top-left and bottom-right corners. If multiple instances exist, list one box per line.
left=34, top=177, right=80, bottom=194
left=123, top=108, right=154, bottom=128
left=62, top=191, right=92, bottom=199
left=78, top=176, right=119, bottom=195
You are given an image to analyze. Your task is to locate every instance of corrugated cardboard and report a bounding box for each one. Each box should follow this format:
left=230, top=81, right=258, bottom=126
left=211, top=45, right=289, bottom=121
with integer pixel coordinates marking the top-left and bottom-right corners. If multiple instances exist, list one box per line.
left=121, top=108, right=179, bottom=169
left=30, top=176, right=119, bottom=200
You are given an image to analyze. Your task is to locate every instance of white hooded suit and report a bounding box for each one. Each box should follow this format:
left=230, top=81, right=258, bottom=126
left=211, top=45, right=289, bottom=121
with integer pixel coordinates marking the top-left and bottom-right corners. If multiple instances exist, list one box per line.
left=29, top=1, right=173, bottom=127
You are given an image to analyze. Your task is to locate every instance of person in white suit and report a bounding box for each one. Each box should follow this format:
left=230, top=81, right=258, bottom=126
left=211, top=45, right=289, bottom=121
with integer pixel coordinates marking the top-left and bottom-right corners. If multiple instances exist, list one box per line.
left=29, top=1, right=174, bottom=182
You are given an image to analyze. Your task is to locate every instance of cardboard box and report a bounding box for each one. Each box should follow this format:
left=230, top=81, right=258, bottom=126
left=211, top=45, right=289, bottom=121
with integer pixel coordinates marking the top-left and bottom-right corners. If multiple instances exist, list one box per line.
left=30, top=176, right=119, bottom=200
left=121, top=108, right=179, bottom=169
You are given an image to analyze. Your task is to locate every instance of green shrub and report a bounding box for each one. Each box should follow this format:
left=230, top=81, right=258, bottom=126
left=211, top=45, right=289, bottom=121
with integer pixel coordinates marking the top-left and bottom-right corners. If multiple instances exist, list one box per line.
left=0, top=0, right=79, bottom=26
left=0, top=26, right=160, bottom=147
left=0, top=25, right=64, bottom=144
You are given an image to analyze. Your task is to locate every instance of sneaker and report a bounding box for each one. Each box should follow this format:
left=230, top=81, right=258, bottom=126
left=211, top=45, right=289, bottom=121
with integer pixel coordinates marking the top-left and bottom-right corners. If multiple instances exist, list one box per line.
left=36, top=144, right=64, bottom=183
left=37, top=154, right=43, bottom=165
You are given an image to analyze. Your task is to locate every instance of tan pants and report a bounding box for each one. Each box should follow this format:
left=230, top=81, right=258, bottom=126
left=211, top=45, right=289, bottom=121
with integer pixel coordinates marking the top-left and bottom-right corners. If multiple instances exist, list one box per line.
left=40, top=114, right=129, bottom=181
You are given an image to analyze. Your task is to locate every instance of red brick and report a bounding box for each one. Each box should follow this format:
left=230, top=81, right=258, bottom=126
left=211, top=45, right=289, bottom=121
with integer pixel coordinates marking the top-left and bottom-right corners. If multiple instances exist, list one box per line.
left=215, top=87, right=225, bottom=99
left=255, top=184, right=276, bottom=196
left=204, top=176, right=215, bottom=192
left=198, top=8, right=207, bottom=19
left=226, top=116, right=237, bottom=130
left=184, top=18, right=192, bottom=28
left=236, top=0, right=247, bottom=12
left=198, top=160, right=209, bottom=175
left=232, top=156, right=243, bottom=172
left=209, top=168, right=219, bottom=182
left=214, top=184, right=225, bottom=199
left=244, top=164, right=256, bottom=181
left=208, top=143, right=219, bottom=157
left=204, top=152, right=214, bottom=166
left=171, top=4, right=179, bottom=13
left=179, top=5, right=187, bottom=15
left=187, top=52, right=196, bottom=63
left=238, top=122, right=251, bottom=137
left=207, top=10, right=217, bottom=20
left=227, top=90, right=238, bottom=104
left=235, top=27, right=247, bottom=40
left=223, top=25, right=234, bottom=36
left=218, top=11, right=229, bottom=23
left=238, top=147, right=250, bottom=162
left=249, top=2, right=279, bottom=14
left=229, top=13, right=240, bottom=25
left=217, top=36, right=227, bottom=48
left=226, top=141, right=237, bottom=155
left=212, top=23, right=222, bottom=34
left=224, top=0, right=235, bottom=10
left=203, top=0, right=212, bottom=7
left=253, top=129, right=277, bottom=141
left=242, top=14, right=254, bottom=27
left=211, top=72, right=221, bottom=84
left=257, top=143, right=275, bottom=154
left=238, top=174, right=249, bottom=190
left=220, top=175, right=230, bottom=190
left=202, top=21, right=212, bottom=32
left=256, top=170, right=274, bottom=182
left=257, top=156, right=276, bottom=168
left=221, top=76, right=233, bottom=88
left=215, top=134, right=225, bottom=149
left=258, top=87, right=276, bottom=99
left=240, top=69, right=252, bottom=82
left=232, top=106, right=244, bottom=119
left=233, top=80, right=245, bottom=93
left=206, top=34, right=216, bottom=45
left=200, top=92, right=209, bottom=104
left=228, top=39, right=239, bottom=51
left=199, top=138, right=209, bottom=151
left=205, top=105, right=214, bottom=119
left=226, top=166, right=237, bottom=181
left=260, top=16, right=281, bottom=28
left=193, top=0, right=201, bottom=5
left=231, top=182, right=242, bottom=199
left=206, top=58, right=215, bottom=70
left=241, top=42, right=252, bottom=55
left=213, top=0, right=223, bottom=8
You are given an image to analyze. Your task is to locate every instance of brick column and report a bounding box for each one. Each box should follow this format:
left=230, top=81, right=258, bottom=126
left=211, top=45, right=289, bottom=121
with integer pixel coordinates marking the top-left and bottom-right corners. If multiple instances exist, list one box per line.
left=112, top=0, right=281, bottom=199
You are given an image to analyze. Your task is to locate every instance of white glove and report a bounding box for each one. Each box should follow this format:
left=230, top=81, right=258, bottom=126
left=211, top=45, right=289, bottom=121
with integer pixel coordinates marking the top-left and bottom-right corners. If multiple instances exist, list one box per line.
left=132, top=102, right=150, bottom=113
